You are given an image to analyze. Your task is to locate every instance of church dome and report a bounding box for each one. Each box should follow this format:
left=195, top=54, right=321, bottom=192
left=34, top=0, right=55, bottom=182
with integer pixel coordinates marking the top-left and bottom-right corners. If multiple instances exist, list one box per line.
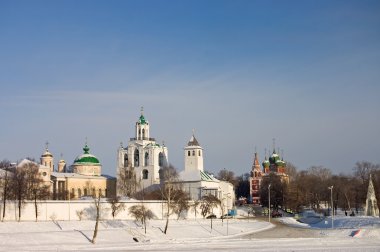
left=73, top=144, right=100, bottom=165
left=262, top=159, right=270, bottom=167
left=41, top=150, right=53, bottom=157
left=138, top=114, right=147, bottom=125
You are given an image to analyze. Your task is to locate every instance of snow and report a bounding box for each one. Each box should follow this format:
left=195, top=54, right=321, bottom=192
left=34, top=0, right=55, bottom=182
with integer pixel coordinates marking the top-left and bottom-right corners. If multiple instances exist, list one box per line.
left=0, top=216, right=380, bottom=251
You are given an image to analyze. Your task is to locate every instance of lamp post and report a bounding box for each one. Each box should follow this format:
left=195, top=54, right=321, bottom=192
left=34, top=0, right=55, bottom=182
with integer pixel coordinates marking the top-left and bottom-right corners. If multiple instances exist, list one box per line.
left=268, top=184, right=271, bottom=223
left=328, top=186, right=334, bottom=229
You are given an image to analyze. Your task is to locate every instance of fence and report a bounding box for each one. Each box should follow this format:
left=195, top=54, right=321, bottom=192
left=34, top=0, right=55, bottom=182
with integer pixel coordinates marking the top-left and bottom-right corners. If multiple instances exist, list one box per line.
left=0, top=199, right=222, bottom=222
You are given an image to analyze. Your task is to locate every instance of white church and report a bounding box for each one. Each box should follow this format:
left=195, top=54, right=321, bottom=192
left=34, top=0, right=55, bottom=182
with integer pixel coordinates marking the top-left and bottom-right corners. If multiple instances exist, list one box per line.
left=116, top=109, right=235, bottom=211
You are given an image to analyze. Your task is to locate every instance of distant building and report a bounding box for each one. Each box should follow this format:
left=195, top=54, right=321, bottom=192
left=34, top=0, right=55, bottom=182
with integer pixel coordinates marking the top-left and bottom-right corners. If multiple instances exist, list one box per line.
left=249, top=152, right=262, bottom=205
left=179, top=133, right=235, bottom=213
left=117, top=109, right=168, bottom=195
left=46, top=143, right=116, bottom=200
left=249, top=144, right=289, bottom=204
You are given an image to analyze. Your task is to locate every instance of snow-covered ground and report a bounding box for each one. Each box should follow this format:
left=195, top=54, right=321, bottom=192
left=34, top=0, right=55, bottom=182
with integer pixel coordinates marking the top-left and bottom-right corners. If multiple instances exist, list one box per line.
left=0, top=216, right=380, bottom=251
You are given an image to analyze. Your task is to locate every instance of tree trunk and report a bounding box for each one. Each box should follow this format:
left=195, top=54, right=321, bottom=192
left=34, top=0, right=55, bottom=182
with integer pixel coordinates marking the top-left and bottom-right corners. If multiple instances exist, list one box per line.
left=34, top=194, right=38, bottom=222
left=18, top=195, right=21, bottom=222
left=91, top=197, right=100, bottom=244
left=164, top=187, right=171, bottom=234
left=2, top=172, right=7, bottom=221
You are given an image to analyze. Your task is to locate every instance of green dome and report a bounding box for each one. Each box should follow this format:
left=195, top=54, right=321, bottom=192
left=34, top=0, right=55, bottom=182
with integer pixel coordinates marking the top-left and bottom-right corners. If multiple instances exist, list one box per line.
left=262, top=160, right=270, bottom=167
left=73, top=144, right=100, bottom=164
left=138, top=114, right=147, bottom=125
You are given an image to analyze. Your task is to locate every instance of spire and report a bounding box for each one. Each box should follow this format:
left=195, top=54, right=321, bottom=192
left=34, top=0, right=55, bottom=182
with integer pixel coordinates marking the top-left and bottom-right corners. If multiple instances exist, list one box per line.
left=45, top=141, right=49, bottom=151
left=138, top=107, right=147, bottom=124
left=83, top=139, right=90, bottom=154
left=272, top=138, right=276, bottom=153
left=187, top=130, right=200, bottom=146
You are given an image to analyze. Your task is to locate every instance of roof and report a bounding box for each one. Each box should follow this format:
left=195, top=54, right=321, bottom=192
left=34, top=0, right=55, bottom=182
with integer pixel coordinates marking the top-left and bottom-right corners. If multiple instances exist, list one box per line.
left=73, top=144, right=100, bottom=165
left=200, top=171, right=219, bottom=182
left=51, top=172, right=115, bottom=180
left=187, top=135, right=200, bottom=146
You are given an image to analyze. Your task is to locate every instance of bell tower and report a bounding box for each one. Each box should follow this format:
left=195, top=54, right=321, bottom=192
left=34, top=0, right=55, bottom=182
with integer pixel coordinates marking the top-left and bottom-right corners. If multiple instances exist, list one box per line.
left=184, top=131, right=203, bottom=172
left=135, top=107, right=150, bottom=140
left=40, top=141, right=54, bottom=172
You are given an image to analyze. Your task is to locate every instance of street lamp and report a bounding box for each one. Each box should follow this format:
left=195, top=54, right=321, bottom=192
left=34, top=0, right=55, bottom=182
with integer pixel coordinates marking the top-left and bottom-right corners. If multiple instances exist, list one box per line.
left=268, top=184, right=271, bottom=223
left=328, top=186, right=334, bottom=229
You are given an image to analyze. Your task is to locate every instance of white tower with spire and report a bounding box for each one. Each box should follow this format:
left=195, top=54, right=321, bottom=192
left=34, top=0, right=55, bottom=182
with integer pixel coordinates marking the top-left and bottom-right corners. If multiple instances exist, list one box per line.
left=117, top=108, right=168, bottom=195
left=40, top=141, right=54, bottom=172
left=184, top=131, right=203, bottom=172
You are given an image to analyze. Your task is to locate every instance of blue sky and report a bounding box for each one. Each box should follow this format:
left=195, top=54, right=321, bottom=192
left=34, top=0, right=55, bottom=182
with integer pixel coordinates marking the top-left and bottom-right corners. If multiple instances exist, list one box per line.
left=0, top=0, right=379, bottom=176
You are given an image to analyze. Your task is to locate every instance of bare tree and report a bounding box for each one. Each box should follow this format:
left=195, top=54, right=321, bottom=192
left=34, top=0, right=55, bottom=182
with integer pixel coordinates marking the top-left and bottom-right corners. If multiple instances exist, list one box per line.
left=24, top=163, right=50, bottom=221
left=117, top=161, right=139, bottom=197
left=0, top=160, right=12, bottom=221
left=10, top=165, right=28, bottom=221
left=107, top=196, right=125, bottom=219
left=200, top=194, right=221, bottom=230
left=129, top=205, right=154, bottom=234
left=91, top=194, right=101, bottom=244
left=217, top=169, right=237, bottom=186
left=172, top=190, right=190, bottom=220
left=159, top=165, right=188, bottom=234
left=200, top=194, right=221, bottom=218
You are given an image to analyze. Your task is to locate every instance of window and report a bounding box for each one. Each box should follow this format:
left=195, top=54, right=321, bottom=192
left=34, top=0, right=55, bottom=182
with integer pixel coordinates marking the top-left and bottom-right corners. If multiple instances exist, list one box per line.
left=134, top=149, right=139, bottom=166
left=188, top=151, right=191, bottom=156
left=92, top=188, right=96, bottom=196
left=192, top=150, right=195, bottom=156
left=78, top=188, right=82, bottom=198
left=142, top=129, right=145, bottom=139
left=159, top=152, right=164, bottom=167
left=145, top=152, right=149, bottom=166
left=143, top=169, right=149, bottom=179
left=159, top=169, right=163, bottom=180
left=71, top=188, right=75, bottom=198
left=99, top=188, right=102, bottom=197
left=84, top=188, right=88, bottom=196
left=124, top=154, right=129, bottom=167
left=198, top=150, right=201, bottom=156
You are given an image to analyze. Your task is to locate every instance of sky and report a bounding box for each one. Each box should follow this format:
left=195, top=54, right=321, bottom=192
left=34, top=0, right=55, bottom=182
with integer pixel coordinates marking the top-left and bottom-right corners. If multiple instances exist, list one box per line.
left=0, top=0, right=379, bottom=177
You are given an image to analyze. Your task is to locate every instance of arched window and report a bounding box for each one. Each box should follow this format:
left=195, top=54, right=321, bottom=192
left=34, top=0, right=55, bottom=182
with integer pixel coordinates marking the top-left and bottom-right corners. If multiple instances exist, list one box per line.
left=124, top=154, right=129, bottom=167
left=142, top=129, right=145, bottom=139
left=199, top=150, right=201, bottom=156
left=105, top=189, right=108, bottom=198
left=159, top=152, right=164, bottom=167
left=71, top=188, right=75, bottom=199
left=92, top=188, right=96, bottom=196
left=145, top=152, right=149, bottom=166
left=138, top=129, right=141, bottom=139
left=84, top=188, right=88, bottom=196
left=99, top=188, right=102, bottom=197
left=143, top=169, right=149, bottom=179
left=188, top=151, right=191, bottom=156
left=192, top=150, right=195, bottom=156
left=134, top=149, right=140, bottom=166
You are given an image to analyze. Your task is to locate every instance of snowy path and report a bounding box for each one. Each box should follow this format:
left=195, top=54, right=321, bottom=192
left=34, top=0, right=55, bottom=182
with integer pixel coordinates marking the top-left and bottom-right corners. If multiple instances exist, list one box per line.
left=0, top=218, right=379, bottom=251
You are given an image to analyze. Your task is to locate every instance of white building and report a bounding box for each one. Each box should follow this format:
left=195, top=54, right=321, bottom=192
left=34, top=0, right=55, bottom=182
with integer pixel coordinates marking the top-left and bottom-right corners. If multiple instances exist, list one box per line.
left=117, top=109, right=168, bottom=193
left=179, top=134, right=235, bottom=214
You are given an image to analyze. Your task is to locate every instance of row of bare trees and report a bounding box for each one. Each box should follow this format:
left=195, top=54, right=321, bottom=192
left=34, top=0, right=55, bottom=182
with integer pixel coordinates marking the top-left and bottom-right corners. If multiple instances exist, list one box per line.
left=217, top=161, right=380, bottom=214
left=0, top=159, right=50, bottom=221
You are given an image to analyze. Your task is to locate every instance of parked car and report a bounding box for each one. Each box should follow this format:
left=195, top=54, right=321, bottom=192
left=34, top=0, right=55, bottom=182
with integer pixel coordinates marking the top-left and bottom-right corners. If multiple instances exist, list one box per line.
left=206, top=214, right=217, bottom=219
left=221, top=214, right=233, bottom=219
left=271, top=210, right=282, bottom=218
